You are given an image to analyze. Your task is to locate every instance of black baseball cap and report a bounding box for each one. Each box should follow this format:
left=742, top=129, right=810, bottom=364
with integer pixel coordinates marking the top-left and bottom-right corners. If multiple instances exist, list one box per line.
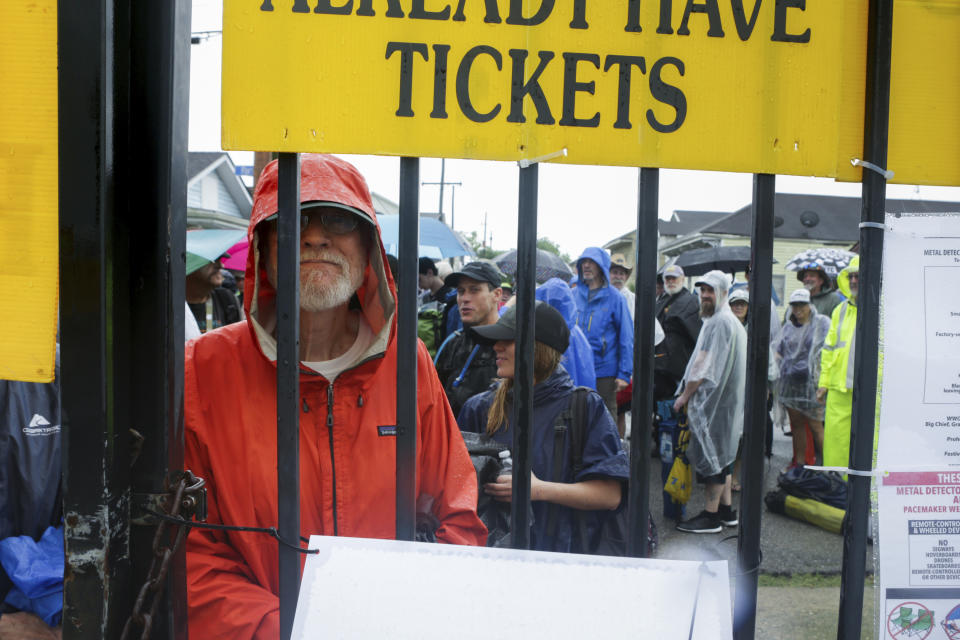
left=469, top=301, right=570, bottom=353
left=444, top=262, right=503, bottom=289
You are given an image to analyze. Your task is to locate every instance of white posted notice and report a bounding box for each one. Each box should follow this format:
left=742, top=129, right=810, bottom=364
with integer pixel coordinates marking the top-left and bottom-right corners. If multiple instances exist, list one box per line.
left=877, top=213, right=960, bottom=639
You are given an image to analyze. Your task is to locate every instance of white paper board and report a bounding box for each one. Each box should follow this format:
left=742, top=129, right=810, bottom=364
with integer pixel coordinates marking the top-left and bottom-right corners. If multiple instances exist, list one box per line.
left=292, top=536, right=731, bottom=640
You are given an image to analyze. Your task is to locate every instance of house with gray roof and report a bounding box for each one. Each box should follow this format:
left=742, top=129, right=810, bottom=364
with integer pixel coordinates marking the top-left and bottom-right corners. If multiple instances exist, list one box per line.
left=188, top=152, right=253, bottom=230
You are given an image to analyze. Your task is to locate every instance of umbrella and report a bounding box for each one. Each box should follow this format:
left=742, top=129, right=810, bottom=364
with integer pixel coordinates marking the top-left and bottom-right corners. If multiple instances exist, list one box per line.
left=494, top=248, right=574, bottom=283
left=666, top=245, right=757, bottom=277
left=186, top=229, right=246, bottom=275
left=221, top=240, right=249, bottom=271
left=377, top=216, right=475, bottom=258
left=785, top=248, right=856, bottom=277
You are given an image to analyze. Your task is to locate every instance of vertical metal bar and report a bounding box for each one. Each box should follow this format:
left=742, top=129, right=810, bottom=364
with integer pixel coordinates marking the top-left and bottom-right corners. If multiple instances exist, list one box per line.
left=59, top=0, right=133, bottom=636
left=511, top=163, right=538, bottom=549
left=438, top=158, right=446, bottom=223
left=276, top=153, right=301, bottom=640
left=126, top=1, right=192, bottom=636
left=734, top=173, right=776, bottom=640
left=396, top=157, right=420, bottom=540
left=627, top=168, right=659, bottom=557
left=838, top=1, right=893, bottom=637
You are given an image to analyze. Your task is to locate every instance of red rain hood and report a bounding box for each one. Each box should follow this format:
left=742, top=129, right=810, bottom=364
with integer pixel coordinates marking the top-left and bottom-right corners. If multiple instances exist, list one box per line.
left=243, top=154, right=396, bottom=368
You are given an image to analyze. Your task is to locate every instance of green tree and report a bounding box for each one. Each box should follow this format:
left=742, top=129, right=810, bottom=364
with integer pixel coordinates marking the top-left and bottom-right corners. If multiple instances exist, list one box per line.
left=464, top=230, right=500, bottom=260
left=537, top=237, right=571, bottom=264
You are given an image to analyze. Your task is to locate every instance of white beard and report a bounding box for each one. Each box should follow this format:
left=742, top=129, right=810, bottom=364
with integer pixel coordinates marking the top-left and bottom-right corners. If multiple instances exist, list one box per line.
left=300, top=268, right=357, bottom=311
left=664, top=283, right=682, bottom=295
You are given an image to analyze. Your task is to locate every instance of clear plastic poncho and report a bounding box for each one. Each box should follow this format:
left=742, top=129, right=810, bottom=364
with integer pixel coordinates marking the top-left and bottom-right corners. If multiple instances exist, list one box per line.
left=776, top=307, right=831, bottom=421
left=680, top=275, right=748, bottom=476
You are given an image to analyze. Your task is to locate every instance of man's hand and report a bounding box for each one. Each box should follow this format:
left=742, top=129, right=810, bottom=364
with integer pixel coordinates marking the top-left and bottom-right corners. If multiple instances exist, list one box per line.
left=484, top=471, right=543, bottom=502
left=816, top=387, right=827, bottom=403
left=615, top=378, right=629, bottom=392
left=673, top=394, right=687, bottom=413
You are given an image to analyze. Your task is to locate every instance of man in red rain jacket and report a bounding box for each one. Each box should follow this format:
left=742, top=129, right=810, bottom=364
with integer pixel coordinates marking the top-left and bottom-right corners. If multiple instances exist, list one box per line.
left=184, top=154, right=486, bottom=638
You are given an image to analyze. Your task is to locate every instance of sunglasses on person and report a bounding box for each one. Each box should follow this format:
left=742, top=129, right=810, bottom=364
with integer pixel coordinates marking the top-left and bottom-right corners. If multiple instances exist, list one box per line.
left=266, top=208, right=366, bottom=235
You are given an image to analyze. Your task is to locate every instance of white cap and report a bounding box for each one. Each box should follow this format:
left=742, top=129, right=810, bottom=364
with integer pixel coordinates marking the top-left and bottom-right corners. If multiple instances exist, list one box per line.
left=728, top=288, right=749, bottom=304
left=789, top=288, right=811, bottom=304
left=663, top=264, right=684, bottom=279
left=694, top=270, right=731, bottom=296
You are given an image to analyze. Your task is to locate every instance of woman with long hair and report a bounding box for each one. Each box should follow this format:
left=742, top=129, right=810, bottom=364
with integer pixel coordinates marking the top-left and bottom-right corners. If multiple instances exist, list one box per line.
left=457, top=301, right=629, bottom=553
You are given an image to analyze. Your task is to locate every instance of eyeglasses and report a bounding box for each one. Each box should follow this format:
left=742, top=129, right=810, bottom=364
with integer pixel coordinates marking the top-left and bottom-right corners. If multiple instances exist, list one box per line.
left=267, top=208, right=364, bottom=235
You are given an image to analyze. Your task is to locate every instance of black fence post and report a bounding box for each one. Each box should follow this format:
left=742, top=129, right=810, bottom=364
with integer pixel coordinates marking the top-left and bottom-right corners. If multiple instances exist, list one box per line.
left=628, top=168, right=659, bottom=557
left=734, top=173, right=776, bottom=640
left=59, top=1, right=134, bottom=636
left=276, top=153, right=301, bottom=640
left=838, top=1, right=894, bottom=637
left=396, top=157, right=420, bottom=540
left=511, top=163, right=539, bottom=549
left=125, top=0, right=192, bottom=636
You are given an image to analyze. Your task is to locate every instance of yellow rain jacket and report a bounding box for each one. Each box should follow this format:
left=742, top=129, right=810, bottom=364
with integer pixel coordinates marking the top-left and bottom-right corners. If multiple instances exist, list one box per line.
left=818, top=256, right=859, bottom=468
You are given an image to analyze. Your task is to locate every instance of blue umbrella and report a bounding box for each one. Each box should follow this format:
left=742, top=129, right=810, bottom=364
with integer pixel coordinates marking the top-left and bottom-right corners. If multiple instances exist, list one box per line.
left=377, top=217, right=475, bottom=258
left=186, top=229, right=246, bottom=275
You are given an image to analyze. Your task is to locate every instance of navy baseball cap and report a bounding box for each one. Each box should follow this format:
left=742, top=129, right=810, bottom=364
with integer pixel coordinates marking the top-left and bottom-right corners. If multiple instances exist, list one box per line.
left=469, top=301, right=570, bottom=353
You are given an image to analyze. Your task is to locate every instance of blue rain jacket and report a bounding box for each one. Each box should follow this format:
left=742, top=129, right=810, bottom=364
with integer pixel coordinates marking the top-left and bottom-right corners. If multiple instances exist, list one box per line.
left=536, top=278, right=597, bottom=389
left=458, top=367, right=629, bottom=553
left=574, top=248, right=634, bottom=381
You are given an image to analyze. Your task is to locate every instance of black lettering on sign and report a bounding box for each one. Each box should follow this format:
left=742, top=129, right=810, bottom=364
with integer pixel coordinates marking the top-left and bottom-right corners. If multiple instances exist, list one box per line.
left=507, top=50, right=556, bottom=124
left=259, top=0, right=310, bottom=11
left=647, top=56, right=686, bottom=133
left=772, top=0, right=811, bottom=43
left=385, top=42, right=428, bottom=117
left=410, top=0, right=451, bottom=20
left=506, top=0, right=555, bottom=26
left=603, top=55, right=646, bottom=129
left=658, top=0, right=674, bottom=34
left=453, top=0, right=502, bottom=23
left=456, top=45, right=503, bottom=122
left=731, top=0, right=763, bottom=41
left=678, top=0, right=724, bottom=37
left=431, top=44, right=451, bottom=119
left=570, top=0, right=588, bottom=29
left=624, top=0, right=641, bottom=32
left=356, top=0, right=405, bottom=17
left=560, top=53, right=601, bottom=127
left=314, top=0, right=352, bottom=14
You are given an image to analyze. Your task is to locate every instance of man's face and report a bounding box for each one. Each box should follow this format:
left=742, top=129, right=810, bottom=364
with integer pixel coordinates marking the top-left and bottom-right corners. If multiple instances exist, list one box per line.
left=664, top=275, right=682, bottom=295
left=457, top=277, right=501, bottom=327
left=656, top=281, right=664, bottom=297
left=609, top=265, right=629, bottom=290
left=698, top=285, right=716, bottom=317
left=196, top=260, right=224, bottom=289
left=580, top=259, right=602, bottom=288
left=802, top=270, right=825, bottom=293
left=263, top=206, right=370, bottom=312
left=418, top=272, right=432, bottom=290
left=847, top=272, right=859, bottom=298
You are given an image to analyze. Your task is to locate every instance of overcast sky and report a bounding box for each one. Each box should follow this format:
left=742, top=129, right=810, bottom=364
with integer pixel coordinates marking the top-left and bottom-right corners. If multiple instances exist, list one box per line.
left=188, top=0, right=960, bottom=258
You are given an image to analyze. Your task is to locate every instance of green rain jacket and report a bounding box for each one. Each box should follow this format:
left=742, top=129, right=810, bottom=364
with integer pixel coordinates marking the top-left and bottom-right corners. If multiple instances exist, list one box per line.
left=818, top=256, right=859, bottom=392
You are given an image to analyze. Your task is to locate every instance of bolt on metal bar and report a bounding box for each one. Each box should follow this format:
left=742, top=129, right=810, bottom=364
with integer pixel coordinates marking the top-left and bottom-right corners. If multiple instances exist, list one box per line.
left=510, top=163, right=539, bottom=549
left=627, top=168, right=659, bottom=558
left=396, top=157, right=420, bottom=540
left=276, top=153, right=301, bottom=640
left=838, top=1, right=894, bottom=637
left=734, top=172, right=776, bottom=640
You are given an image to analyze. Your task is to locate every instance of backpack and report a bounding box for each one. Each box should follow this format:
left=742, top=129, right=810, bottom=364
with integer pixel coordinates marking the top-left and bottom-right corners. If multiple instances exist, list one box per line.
left=552, top=388, right=659, bottom=557
left=418, top=301, right=445, bottom=358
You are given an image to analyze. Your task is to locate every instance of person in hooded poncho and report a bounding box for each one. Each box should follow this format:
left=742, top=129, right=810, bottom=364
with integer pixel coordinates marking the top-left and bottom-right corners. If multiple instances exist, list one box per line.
left=183, top=154, right=486, bottom=639
left=536, top=277, right=597, bottom=389
left=458, top=302, right=628, bottom=553
left=673, top=271, right=747, bottom=534
left=777, top=288, right=831, bottom=467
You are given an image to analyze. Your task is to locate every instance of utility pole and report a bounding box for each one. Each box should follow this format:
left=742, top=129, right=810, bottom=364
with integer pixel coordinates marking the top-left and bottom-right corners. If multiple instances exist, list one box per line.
left=422, top=158, right=461, bottom=228
left=483, top=211, right=488, bottom=251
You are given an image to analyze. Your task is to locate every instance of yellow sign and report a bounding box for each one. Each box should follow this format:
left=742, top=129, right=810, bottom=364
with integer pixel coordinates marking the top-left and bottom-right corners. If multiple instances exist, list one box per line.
left=0, top=2, right=59, bottom=382
left=836, top=0, right=960, bottom=187
left=224, top=0, right=851, bottom=177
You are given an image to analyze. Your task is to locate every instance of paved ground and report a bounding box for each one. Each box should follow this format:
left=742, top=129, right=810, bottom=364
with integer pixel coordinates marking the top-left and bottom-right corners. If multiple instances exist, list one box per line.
left=629, top=413, right=878, bottom=638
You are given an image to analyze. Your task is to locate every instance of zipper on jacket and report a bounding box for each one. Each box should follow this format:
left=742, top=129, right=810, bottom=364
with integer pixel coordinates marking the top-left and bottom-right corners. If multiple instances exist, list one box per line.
left=302, top=397, right=309, bottom=413
left=357, top=394, right=364, bottom=407
left=327, top=383, right=339, bottom=536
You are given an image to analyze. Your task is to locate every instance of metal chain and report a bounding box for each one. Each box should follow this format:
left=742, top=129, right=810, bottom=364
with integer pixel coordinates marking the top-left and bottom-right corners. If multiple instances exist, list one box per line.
left=121, top=470, right=206, bottom=640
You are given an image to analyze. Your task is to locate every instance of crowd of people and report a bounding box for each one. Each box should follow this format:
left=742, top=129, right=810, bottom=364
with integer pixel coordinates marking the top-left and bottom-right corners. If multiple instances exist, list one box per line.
left=0, top=153, right=852, bottom=637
